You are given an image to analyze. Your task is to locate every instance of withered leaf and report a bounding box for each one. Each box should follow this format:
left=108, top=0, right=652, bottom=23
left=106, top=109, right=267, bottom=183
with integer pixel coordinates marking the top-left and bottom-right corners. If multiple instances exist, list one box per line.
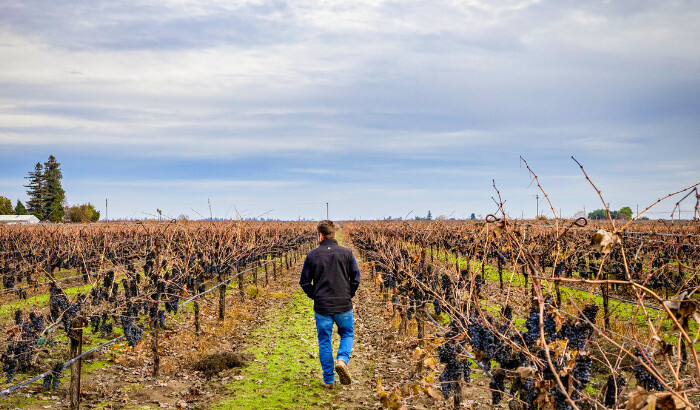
left=591, top=230, right=622, bottom=254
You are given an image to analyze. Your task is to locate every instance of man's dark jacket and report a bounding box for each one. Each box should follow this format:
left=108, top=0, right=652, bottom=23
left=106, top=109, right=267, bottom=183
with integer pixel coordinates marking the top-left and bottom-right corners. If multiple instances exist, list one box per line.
left=300, top=239, right=361, bottom=315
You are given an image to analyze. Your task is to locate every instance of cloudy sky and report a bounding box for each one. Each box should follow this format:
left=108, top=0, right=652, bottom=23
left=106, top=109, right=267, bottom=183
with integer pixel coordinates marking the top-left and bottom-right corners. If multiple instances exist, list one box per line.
left=0, top=0, right=698, bottom=220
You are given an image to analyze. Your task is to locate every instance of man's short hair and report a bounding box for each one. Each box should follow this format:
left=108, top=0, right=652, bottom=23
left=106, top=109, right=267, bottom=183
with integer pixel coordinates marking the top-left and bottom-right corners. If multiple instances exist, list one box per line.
left=317, top=220, right=338, bottom=239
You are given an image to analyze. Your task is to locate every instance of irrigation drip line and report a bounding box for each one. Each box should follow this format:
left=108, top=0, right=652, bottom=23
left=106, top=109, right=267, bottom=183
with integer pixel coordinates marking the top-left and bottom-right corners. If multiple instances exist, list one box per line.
left=512, top=224, right=700, bottom=245
left=0, top=265, right=144, bottom=296
left=0, top=243, right=310, bottom=398
left=0, top=335, right=126, bottom=398
left=181, top=259, right=274, bottom=305
left=557, top=283, right=662, bottom=311
left=514, top=223, right=700, bottom=238
left=412, top=225, right=700, bottom=245
left=425, top=255, right=669, bottom=312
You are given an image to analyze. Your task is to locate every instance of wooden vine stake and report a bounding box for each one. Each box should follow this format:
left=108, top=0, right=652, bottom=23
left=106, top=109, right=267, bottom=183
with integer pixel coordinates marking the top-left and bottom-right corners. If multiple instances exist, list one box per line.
left=264, top=261, right=269, bottom=287
left=194, top=298, right=201, bottom=337
left=497, top=257, right=503, bottom=290
left=416, top=309, right=425, bottom=348
left=253, top=260, right=259, bottom=287
left=218, top=269, right=226, bottom=321
left=398, top=296, right=407, bottom=335
left=521, top=264, right=529, bottom=295
left=152, top=237, right=161, bottom=377
left=238, top=266, right=245, bottom=302
left=151, top=317, right=160, bottom=377
left=453, top=381, right=462, bottom=408
left=69, top=317, right=83, bottom=410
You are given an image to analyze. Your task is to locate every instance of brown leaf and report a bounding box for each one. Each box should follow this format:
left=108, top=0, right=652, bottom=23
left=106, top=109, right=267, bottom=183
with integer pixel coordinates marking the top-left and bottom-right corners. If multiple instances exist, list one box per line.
left=413, top=347, right=426, bottom=360
left=625, top=387, right=655, bottom=410
left=663, top=291, right=700, bottom=333
left=423, top=357, right=437, bottom=369
left=656, top=393, right=688, bottom=410
left=376, top=379, right=385, bottom=395
left=379, top=391, right=390, bottom=408
left=515, top=366, right=537, bottom=380
left=653, top=338, right=674, bottom=361
left=591, top=230, right=621, bottom=254
left=425, top=386, right=442, bottom=400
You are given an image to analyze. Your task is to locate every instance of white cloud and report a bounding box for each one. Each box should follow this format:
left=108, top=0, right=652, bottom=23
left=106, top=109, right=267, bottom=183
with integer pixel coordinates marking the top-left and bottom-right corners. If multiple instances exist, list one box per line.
left=0, top=0, right=699, bottom=219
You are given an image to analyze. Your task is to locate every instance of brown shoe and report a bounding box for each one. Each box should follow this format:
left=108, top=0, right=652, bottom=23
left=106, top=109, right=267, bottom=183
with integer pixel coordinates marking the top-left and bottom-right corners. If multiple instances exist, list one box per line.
left=335, top=359, right=352, bottom=385
left=321, top=381, right=334, bottom=389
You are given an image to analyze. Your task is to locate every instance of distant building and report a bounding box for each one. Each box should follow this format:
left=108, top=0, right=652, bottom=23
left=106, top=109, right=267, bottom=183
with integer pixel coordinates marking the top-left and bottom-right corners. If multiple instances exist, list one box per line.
left=0, top=215, right=40, bottom=224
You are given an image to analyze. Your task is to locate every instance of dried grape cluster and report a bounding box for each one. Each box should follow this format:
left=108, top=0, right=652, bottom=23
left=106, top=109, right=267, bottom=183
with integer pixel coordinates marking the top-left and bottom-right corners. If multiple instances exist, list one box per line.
left=42, top=362, right=63, bottom=392
left=1, top=222, right=315, bottom=386
left=347, top=221, right=700, bottom=410
left=633, top=349, right=665, bottom=391
left=521, top=302, right=557, bottom=347
left=489, top=369, right=506, bottom=405
left=436, top=341, right=472, bottom=398
left=2, top=310, right=46, bottom=383
left=604, top=374, right=626, bottom=407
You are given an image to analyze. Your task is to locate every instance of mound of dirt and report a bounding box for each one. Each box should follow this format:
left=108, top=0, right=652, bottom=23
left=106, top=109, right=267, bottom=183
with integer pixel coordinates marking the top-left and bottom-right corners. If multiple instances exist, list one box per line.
left=193, top=351, right=255, bottom=377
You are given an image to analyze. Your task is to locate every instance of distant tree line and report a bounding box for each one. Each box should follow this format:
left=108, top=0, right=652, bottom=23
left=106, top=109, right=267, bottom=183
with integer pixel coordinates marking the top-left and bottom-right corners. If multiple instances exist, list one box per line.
left=588, top=206, right=633, bottom=220
left=0, top=155, right=100, bottom=223
left=414, top=210, right=433, bottom=221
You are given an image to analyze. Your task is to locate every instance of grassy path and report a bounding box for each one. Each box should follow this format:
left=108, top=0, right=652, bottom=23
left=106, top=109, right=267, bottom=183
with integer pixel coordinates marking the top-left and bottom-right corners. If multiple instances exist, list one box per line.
left=214, top=229, right=382, bottom=409
left=213, top=289, right=338, bottom=409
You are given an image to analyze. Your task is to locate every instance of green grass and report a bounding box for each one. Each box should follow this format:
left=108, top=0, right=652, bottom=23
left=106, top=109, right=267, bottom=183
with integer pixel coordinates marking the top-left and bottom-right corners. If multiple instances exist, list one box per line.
left=425, top=302, right=451, bottom=325
left=213, top=290, right=337, bottom=409
left=0, top=392, right=55, bottom=409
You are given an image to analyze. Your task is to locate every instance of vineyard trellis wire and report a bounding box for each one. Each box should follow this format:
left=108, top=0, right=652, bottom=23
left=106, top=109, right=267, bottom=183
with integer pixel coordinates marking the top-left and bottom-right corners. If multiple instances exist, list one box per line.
left=0, top=247, right=307, bottom=398
left=0, top=221, right=317, bottom=408
left=341, top=161, right=700, bottom=409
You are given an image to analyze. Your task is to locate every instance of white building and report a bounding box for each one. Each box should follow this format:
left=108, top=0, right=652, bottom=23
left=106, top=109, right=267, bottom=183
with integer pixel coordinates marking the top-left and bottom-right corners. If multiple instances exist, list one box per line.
left=0, top=215, right=40, bottom=224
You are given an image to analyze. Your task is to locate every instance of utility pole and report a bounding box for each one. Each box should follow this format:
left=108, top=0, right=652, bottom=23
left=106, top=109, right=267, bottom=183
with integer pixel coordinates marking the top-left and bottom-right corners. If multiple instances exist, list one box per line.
left=105, top=198, right=108, bottom=222
left=326, top=202, right=329, bottom=220
left=636, top=204, right=639, bottom=218
left=534, top=194, right=539, bottom=218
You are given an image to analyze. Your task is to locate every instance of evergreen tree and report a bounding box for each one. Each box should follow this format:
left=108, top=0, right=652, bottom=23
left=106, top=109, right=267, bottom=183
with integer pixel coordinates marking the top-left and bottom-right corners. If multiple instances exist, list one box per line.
left=427, top=210, right=432, bottom=220
left=14, top=200, right=28, bottom=215
left=24, top=162, right=46, bottom=219
left=43, top=156, right=65, bottom=222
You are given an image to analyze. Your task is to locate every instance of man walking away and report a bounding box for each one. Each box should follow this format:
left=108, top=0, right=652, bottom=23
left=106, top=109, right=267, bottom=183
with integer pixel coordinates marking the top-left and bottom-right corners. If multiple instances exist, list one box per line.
left=300, top=220, right=361, bottom=389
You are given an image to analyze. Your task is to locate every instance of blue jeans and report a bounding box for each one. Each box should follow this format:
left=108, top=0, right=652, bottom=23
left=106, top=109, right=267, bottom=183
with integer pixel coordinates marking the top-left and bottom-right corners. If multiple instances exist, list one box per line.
left=314, top=309, right=354, bottom=384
